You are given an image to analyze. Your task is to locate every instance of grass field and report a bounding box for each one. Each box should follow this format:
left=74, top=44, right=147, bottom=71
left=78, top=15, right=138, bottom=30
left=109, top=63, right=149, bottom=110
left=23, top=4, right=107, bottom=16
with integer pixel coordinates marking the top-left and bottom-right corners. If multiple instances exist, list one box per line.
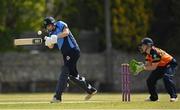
left=0, top=93, right=179, bottom=110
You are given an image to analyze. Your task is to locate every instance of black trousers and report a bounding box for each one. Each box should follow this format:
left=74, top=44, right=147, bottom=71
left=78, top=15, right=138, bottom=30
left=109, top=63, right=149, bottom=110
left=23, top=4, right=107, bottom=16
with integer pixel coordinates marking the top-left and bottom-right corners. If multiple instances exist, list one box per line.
left=146, top=59, right=178, bottom=101
left=63, top=48, right=80, bottom=77
left=54, top=48, right=96, bottom=99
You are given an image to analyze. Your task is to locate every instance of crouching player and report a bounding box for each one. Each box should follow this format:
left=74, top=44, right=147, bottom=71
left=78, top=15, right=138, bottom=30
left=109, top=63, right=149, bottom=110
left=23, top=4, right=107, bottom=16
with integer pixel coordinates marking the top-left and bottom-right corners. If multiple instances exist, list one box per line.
left=43, top=17, right=97, bottom=103
left=130, top=37, right=178, bottom=102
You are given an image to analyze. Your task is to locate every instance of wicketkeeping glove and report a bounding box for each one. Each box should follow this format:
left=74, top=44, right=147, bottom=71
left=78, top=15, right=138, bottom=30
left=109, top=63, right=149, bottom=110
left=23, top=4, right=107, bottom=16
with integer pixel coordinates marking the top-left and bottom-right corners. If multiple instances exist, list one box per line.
left=129, top=59, right=145, bottom=75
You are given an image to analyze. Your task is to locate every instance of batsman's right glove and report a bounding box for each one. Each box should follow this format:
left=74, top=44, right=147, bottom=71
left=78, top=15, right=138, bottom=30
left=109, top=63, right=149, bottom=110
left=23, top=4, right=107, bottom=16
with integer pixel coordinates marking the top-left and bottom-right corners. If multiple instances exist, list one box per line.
left=44, top=36, right=53, bottom=46
left=129, top=59, right=145, bottom=75
left=50, top=35, right=58, bottom=44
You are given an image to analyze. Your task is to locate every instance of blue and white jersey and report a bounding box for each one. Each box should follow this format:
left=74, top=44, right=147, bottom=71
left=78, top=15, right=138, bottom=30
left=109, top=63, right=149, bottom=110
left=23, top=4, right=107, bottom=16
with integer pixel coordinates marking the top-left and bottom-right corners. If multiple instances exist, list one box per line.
left=49, top=21, right=80, bottom=54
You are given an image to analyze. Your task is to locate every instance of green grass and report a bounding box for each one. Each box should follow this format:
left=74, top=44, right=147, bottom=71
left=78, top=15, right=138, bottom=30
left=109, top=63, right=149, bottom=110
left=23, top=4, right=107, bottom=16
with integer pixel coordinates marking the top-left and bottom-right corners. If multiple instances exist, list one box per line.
left=0, top=93, right=179, bottom=109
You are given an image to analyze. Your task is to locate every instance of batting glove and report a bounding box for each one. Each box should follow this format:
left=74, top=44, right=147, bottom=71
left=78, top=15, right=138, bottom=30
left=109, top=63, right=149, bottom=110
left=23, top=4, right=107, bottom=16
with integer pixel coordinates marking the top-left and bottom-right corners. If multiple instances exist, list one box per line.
left=44, top=36, right=53, bottom=46
left=51, top=35, right=58, bottom=44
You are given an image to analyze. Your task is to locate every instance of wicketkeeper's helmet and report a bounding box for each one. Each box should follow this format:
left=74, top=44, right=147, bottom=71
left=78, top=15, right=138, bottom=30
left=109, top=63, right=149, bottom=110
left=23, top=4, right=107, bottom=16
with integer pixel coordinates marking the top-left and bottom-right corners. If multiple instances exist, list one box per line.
left=43, top=17, right=56, bottom=28
left=141, top=37, right=154, bottom=46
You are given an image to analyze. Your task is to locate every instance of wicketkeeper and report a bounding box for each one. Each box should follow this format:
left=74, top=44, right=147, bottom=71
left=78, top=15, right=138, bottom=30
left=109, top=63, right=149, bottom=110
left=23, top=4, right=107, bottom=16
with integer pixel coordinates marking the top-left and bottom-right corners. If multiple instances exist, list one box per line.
left=129, top=37, right=178, bottom=102
left=43, top=17, right=97, bottom=103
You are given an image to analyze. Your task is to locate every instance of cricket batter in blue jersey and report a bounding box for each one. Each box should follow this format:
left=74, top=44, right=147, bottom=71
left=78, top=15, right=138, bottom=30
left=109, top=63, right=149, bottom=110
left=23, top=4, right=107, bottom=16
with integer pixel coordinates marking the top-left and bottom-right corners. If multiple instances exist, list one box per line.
left=43, top=17, right=97, bottom=103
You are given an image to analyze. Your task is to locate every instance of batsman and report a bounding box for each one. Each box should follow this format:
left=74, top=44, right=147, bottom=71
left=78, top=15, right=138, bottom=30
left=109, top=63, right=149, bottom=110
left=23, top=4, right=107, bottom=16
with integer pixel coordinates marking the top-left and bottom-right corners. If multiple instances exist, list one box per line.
left=129, top=37, right=178, bottom=102
left=43, top=17, right=97, bottom=103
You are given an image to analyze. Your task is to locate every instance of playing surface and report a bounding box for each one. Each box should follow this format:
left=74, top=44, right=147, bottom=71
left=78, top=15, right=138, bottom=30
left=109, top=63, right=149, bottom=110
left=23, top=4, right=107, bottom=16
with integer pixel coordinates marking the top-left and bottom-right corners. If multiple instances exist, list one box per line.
left=0, top=93, right=179, bottom=110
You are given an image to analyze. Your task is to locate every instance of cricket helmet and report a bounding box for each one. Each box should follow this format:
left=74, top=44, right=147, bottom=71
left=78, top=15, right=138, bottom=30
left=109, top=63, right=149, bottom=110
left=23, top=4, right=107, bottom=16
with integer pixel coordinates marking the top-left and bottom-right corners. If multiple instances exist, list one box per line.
left=43, top=16, right=56, bottom=28
left=141, top=37, right=154, bottom=46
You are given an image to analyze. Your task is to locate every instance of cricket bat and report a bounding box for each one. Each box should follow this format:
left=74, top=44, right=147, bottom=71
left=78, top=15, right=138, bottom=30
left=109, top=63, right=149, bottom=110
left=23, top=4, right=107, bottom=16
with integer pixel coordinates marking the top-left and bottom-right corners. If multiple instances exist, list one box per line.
left=14, top=38, right=43, bottom=46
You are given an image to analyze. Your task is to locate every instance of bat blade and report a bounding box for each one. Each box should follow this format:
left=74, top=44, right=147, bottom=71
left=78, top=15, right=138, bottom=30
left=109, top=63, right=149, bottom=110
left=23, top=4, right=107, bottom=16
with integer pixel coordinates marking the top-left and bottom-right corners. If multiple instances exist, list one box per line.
left=14, top=38, right=43, bottom=46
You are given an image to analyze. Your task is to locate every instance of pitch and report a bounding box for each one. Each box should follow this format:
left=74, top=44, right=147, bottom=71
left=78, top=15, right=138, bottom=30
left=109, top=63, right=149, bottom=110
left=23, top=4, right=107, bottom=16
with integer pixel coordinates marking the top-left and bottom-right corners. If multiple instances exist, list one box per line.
left=0, top=93, right=179, bottom=109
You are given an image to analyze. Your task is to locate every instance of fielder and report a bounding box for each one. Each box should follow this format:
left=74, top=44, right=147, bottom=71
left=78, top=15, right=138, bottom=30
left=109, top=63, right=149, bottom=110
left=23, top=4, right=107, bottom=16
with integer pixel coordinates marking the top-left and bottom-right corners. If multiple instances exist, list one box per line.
left=43, top=17, right=97, bottom=103
left=129, top=37, right=178, bottom=102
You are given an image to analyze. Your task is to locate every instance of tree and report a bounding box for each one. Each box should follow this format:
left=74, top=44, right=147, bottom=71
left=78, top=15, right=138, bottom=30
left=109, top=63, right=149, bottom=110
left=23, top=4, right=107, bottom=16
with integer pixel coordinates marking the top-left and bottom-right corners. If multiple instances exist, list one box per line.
left=0, top=0, right=45, bottom=51
left=150, top=0, right=180, bottom=54
left=111, top=0, right=152, bottom=51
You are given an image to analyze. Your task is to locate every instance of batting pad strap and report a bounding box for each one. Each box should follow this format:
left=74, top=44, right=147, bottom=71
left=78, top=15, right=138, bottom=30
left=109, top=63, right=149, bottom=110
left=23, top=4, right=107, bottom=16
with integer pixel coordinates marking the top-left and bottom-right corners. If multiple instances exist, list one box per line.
left=87, top=84, right=92, bottom=89
left=69, top=75, right=92, bottom=94
left=75, top=75, right=85, bottom=81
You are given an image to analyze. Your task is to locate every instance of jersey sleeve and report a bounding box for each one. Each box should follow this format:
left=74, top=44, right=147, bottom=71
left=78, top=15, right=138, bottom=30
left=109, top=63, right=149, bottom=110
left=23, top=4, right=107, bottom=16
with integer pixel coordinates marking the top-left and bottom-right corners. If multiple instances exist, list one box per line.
left=56, top=21, right=68, bottom=32
left=145, top=55, right=151, bottom=62
left=150, top=49, right=161, bottom=63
